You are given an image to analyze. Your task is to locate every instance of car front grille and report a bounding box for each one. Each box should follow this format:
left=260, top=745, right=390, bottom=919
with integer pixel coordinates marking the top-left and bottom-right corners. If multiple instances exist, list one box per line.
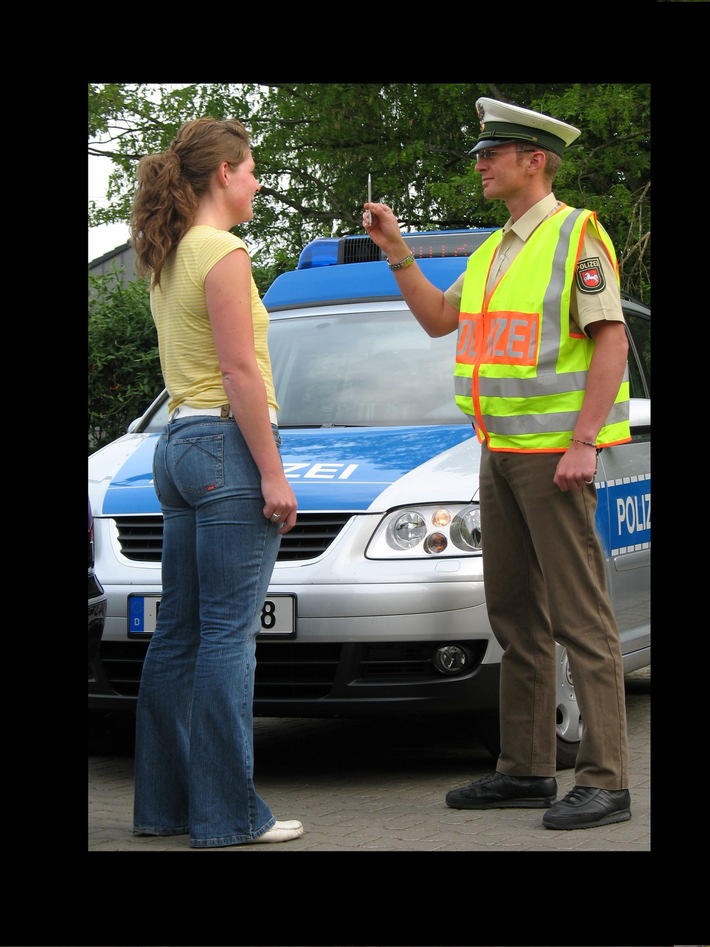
left=114, top=513, right=352, bottom=563
left=92, top=639, right=488, bottom=702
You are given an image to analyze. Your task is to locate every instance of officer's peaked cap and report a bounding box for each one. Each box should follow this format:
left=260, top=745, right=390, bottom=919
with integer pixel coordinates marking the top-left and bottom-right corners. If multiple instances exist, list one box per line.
left=470, top=97, right=581, bottom=157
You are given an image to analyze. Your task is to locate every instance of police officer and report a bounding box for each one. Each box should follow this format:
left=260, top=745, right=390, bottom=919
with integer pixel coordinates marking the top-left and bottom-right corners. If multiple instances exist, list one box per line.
left=363, top=97, right=632, bottom=831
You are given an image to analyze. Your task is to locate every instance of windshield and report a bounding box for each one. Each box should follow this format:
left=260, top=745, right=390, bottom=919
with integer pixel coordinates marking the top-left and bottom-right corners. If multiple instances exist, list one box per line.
left=139, top=299, right=649, bottom=434
left=269, top=305, right=466, bottom=427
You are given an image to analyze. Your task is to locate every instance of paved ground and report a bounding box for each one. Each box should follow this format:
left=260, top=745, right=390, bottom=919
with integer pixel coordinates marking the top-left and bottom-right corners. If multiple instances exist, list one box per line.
left=88, top=666, right=650, bottom=852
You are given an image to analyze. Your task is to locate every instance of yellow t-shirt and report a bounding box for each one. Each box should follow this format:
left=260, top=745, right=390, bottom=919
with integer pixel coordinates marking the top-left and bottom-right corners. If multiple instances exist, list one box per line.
left=150, top=225, right=277, bottom=416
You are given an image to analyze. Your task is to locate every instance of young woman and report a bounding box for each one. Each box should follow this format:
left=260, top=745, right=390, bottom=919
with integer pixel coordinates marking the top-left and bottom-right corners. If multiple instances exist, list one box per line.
left=129, top=117, right=302, bottom=848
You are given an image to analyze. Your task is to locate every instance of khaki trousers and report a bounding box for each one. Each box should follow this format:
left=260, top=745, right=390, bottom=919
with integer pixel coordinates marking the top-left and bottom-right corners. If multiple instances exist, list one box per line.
left=479, top=443, right=629, bottom=789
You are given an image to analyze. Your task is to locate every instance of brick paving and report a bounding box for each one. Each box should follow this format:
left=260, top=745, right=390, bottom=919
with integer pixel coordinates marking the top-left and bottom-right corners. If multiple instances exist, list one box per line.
left=88, top=667, right=650, bottom=852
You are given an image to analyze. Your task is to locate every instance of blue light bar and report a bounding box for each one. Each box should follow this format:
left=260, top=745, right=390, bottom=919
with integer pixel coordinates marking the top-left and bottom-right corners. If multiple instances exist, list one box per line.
left=264, top=258, right=474, bottom=309
left=265, top=228, right=500, bottom=310
left=297, top=238, right=342, bottom=269
left=297, top=228, right=497, bottom=271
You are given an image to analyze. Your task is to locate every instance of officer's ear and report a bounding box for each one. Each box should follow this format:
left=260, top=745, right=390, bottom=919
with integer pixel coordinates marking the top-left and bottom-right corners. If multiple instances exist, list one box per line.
left=520, top=148, right=545, bottom=171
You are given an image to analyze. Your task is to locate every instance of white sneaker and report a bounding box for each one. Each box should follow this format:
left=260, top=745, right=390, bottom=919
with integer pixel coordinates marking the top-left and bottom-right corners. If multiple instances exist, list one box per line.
left=246, top=820, right=304, bottom=844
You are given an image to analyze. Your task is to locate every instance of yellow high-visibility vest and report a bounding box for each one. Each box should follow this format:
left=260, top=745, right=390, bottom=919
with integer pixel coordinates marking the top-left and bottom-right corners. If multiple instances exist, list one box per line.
left=454, top=205, right=630, bottom=452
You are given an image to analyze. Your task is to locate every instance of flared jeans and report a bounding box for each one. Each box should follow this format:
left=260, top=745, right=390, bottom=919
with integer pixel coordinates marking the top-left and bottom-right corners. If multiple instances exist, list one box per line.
left=133, top=415, right=283, bottom=847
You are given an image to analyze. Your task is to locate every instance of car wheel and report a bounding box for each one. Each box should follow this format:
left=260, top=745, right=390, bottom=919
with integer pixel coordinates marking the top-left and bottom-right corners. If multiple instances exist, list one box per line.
left=554, top=646, right=582, bottom=769
left=475, top=645, right=582, bottom=770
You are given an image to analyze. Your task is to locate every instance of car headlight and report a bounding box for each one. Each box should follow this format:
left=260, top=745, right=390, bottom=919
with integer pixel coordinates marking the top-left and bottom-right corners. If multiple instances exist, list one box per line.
left=366, top=503, right=482, bottom=559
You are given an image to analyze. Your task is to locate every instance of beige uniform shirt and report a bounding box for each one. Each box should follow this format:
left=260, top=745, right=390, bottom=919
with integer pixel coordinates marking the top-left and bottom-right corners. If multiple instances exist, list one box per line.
left=443, top=193, right=625, bottom=335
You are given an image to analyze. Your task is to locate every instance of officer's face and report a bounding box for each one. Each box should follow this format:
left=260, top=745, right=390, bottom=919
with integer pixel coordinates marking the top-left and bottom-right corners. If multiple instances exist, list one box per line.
left=474, top=145, right=537, bottom=201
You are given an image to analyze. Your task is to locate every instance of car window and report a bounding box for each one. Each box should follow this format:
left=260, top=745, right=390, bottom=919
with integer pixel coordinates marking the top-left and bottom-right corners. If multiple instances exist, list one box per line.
left=624, top=308, right=651, bottom=399
left=138, top=395, right=169, bottom=433
left=270, top=307, right=466, bottom=427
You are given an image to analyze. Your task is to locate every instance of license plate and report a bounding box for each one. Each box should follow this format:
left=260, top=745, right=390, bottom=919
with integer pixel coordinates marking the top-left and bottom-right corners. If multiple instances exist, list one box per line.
left=128, top=594, right=296, bottom=638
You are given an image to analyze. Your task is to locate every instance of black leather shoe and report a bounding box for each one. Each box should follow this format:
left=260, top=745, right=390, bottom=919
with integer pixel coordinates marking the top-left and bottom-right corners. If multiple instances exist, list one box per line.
left=445, top=772, right=557, bottom=809
left=542, top=786, right=631, bottom=830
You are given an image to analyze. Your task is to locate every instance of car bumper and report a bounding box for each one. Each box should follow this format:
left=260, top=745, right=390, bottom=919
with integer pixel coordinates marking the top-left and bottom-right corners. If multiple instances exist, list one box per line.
left=90, top=567, right=503, bottom=714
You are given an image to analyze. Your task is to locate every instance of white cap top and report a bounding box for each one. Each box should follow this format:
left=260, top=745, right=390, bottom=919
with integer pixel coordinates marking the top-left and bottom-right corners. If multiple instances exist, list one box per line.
left=471, top=97, right=581, bottom=157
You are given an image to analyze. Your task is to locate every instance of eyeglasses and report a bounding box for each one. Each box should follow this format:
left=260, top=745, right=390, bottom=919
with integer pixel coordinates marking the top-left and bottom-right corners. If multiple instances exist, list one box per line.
left=474, top=147, right=538, bottom=161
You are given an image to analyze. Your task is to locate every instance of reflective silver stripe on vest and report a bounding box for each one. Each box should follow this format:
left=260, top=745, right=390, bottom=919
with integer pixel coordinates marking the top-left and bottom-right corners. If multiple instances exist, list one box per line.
left=477, top=399, right=628, bottom=436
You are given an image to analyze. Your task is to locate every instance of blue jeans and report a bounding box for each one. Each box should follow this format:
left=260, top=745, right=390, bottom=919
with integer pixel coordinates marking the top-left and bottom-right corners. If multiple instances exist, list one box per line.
left=133, top=416, right=283, bottom=847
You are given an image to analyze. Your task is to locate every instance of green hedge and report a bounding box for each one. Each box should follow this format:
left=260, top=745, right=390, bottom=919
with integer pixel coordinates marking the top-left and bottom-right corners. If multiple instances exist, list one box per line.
left=88, top=268, right=161, bottom=454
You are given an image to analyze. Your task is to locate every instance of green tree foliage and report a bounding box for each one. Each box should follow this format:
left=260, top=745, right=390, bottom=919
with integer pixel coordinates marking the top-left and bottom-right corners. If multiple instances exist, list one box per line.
left=89, top=83, right=650, bottom=452
left=89, top=82, right=650, bottom=297
left=88, top=268, right=161, bottom=452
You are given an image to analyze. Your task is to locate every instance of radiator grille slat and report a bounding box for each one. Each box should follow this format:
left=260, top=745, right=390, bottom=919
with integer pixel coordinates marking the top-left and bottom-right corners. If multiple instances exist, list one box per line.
left=114, top=513, right=351, bottom=563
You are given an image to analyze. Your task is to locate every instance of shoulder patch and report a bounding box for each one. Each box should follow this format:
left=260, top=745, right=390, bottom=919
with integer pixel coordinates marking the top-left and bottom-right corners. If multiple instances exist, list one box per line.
left=576, top=257, right=606, bottom=294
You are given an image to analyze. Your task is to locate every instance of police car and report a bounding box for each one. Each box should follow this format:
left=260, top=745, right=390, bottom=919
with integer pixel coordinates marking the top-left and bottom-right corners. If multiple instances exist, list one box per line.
left=88, top=229, right=651, bottom=767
